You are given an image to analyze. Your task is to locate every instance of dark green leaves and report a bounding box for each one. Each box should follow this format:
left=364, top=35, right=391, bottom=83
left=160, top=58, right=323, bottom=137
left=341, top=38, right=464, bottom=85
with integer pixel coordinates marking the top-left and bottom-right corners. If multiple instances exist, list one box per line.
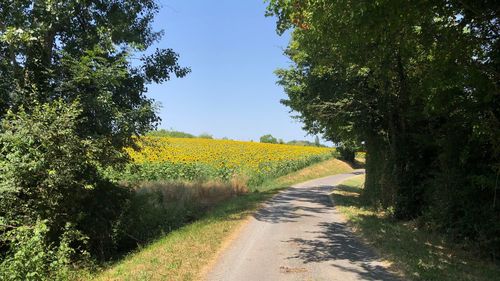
left=268, top=0, right=500, bottom=255
left=0, top=0, right=190, bottom=269
left=142, top=48, right=191, bottom=83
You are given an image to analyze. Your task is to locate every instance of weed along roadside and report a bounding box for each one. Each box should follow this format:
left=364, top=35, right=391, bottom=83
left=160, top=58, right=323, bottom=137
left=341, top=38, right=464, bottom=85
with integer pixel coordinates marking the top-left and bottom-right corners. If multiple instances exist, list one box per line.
left=331, top=176, right=500, bottom=281
left=90, top=158, right=353, bottom=280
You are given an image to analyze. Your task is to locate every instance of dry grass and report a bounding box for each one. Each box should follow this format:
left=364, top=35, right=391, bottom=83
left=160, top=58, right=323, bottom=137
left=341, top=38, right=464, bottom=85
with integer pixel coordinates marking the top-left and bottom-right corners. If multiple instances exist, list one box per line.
left=132, top=158, right=353, bottom=208
left=135, top=177, right=249, bottom=209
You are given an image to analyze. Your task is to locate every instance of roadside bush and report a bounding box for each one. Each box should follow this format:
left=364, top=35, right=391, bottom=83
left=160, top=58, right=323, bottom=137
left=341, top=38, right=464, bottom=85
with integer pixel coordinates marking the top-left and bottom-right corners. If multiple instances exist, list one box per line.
left=0, top=100, right=132, bottom=261
left=0, top=101, right=102, bottom=236
left=336, top=145, right=356, bottom=164
left=78, top=181, right=132, bottom=260
left=0, top=221, right=87, bottom=281
left=115, top=189, right=198, bottom=251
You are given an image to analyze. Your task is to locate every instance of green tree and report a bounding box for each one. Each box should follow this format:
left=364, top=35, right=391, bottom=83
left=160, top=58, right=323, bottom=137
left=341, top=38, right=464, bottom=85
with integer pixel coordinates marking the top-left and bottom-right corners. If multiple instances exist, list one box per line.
left=0, top=0, right=189, bottom=162
left=267, top=0, right=499, bottom=254
left=260, top=134, right=278, bottom=144
left=0, top=101, right=97, bottom=228
left=0, top=0, right=189, bottom=263
left=198, top=133, right=214, bottom=139
left=147, top=129, right=195, bottom=138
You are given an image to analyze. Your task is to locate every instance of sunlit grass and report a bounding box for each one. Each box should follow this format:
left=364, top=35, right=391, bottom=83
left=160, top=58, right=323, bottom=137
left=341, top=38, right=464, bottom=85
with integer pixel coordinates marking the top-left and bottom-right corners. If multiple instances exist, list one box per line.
left=256, top=158, right=354, bottom=191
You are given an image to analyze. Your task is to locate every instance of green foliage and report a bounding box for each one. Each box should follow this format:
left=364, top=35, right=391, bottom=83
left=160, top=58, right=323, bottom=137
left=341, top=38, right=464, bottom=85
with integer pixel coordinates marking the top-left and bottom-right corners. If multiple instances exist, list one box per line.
left=259, top=134, right=278, bottom=144
left=77, top=181, right=132, bottom=260
left=198, top=133, right=214, bottom=139
left=0, top=221, right=87, bottom=281
left=287, top=140, right=325, bottom=147
left=0, top=1, right=189, bottom=152
left=336, top=145, right=356, bottom=164
left=0, top=0, right=189, bottom=275
left=115, top=187, right=202, bottom=252
left=0, top=100, right=101, bottom=232
left=147, top=129, right=195, bottom=138
left=0, top=101, right=133, bottom=261
left=267, top=0, right=500, bottom=257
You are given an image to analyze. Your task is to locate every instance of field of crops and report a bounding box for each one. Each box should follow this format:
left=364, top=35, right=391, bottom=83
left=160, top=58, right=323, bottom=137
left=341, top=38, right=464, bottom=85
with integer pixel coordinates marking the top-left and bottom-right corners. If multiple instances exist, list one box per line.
left=116, top=137, right=334, bottom=186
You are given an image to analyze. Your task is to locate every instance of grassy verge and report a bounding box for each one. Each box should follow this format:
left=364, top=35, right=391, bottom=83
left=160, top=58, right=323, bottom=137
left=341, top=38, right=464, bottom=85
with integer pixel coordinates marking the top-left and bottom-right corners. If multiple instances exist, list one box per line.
left=255, top=158, right=353, bottom=191
left=88, top=158, right=353, bottom=280
left=331, top=176, right=500, bottom=281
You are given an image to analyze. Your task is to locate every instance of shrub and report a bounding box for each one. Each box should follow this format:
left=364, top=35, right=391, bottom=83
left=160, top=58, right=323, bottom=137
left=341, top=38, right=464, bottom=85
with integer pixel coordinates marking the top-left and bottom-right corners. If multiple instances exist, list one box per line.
left=260, top=134, right=278, bottom=144
left=198, top=133, right=214, bottom=139
left=336, top=145, right=356, bottom=163
left=0, top=100, right=102, bottom=235
left=0, top=100, right=131, bottom=260
left=77, top=181, right=132, bottom=260
left=147, top=129, right=195, bottom=138
left=0, top=221, right=87, bottom=281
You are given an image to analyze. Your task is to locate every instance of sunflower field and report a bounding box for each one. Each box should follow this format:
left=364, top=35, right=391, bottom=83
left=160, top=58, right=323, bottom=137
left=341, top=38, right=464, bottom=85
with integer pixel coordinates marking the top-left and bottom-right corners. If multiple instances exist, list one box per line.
left=112, top=137, right=335, bottom=186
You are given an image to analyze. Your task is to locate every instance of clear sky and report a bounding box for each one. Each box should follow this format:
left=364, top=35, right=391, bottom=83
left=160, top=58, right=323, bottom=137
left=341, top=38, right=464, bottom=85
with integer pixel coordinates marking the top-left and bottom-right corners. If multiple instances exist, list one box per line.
left=145, top=0, right=317, bottom=143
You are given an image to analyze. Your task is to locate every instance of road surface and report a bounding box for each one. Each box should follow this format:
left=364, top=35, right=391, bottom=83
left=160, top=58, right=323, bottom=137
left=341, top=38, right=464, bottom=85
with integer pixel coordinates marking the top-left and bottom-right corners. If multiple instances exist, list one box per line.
left=205, top=170, right=400, bottom=281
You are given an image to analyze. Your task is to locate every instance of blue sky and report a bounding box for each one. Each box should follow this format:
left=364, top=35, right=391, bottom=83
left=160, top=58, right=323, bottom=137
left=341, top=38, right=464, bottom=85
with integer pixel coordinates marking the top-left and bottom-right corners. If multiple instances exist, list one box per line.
left=145, top=1, right=317, bottom=142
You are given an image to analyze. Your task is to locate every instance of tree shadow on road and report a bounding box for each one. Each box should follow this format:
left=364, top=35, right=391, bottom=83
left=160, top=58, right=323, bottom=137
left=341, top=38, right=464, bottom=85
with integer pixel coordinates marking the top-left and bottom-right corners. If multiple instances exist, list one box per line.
left=252, top=174, right=400, bottom=280
left=287, top=221, right=400, bottom=281
left=252, top=185, right=335, bottom=224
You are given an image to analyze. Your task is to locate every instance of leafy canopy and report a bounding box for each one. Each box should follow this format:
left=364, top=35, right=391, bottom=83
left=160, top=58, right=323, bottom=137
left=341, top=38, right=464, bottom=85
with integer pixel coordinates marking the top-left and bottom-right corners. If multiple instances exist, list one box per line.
left=260, top=134, right=278, bottom=144
left=0, top=0, right=190, bottom=162
left=266, top=0, right=499, bottom=254
left=0, top=0, right=191, bottom=268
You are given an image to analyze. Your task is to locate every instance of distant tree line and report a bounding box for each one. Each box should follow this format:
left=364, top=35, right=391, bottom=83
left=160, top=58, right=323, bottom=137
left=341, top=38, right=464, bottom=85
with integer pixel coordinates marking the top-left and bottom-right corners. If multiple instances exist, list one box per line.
left=147, top=130, right=327, bottom=147
left=260, top=133, right=326, bottom=147
left=267, top=0, right=499, bottom=257
left=147, top=129, right=213, bottom=139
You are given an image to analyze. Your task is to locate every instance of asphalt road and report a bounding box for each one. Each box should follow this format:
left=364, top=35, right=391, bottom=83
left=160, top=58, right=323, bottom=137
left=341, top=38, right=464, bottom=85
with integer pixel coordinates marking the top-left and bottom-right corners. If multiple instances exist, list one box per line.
left=205, top=170, right=401, bottom=281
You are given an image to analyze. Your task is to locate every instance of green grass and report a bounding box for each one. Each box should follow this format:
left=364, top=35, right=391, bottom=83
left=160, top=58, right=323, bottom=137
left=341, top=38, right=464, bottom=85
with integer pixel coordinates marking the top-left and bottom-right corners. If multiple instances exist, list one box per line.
left=331, top=176, right=500, bottom=281
left=87, top=158, right=353, bottom=280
